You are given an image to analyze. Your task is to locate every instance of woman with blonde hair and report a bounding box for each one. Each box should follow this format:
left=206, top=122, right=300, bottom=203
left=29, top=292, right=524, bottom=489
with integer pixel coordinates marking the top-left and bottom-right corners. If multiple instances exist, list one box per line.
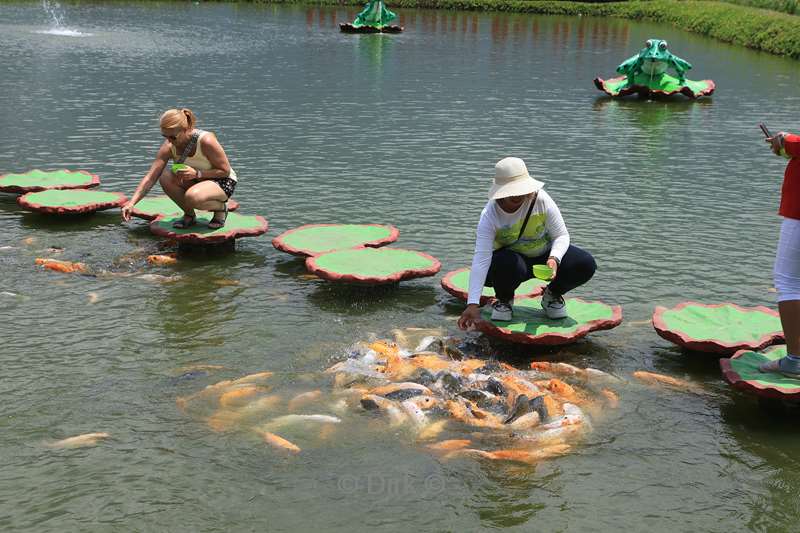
left=121, top=108, right=237, bottom=229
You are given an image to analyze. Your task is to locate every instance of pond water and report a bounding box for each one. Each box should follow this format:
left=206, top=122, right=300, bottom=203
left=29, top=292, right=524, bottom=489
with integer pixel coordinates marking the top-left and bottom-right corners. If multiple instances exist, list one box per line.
left=2, top=2, right=800, bottom=531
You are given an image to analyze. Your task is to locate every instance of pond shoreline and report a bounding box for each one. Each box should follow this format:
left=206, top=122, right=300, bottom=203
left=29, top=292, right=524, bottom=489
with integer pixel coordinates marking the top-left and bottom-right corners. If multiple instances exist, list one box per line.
left=265, top=0, right=800, bottom=58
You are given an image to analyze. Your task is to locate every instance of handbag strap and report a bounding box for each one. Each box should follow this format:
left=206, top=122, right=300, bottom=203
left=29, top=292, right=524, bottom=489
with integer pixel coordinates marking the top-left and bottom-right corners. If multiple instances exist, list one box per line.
left=515, top=194, right=537, bottom=242
left=176, top=131, right=200, bottom=164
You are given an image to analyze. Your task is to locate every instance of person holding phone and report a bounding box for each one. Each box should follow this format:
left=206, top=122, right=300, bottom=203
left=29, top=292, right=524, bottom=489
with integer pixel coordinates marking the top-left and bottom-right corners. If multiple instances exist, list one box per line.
left=121, top=108, right=237, bottom=229
left=457, top=157, right=596, bottom=330
left=761, top=125, right=800, bottom=377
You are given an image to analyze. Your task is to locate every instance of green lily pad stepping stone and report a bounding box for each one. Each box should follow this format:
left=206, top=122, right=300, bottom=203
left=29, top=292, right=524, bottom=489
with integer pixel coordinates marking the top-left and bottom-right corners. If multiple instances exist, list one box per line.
left=721, top=345, right=800, bottom=400
left=150, top=212, right=268, bottom=245
left=476, top=296, right=622, bottom=345
left=441, top=267, right=547, bottom=305
left=593, top=74, right=715, bottom=99
left=653, top=302, right=783, bottom=355
left=272, top=223, right=400, bottom=257
left=18, top=189, right=127, bottom=215
left=130, top=196, right=240, bottom=221
left=306, top=247, right=441, bottom=284
left=0, top=169, right=100, bottom=194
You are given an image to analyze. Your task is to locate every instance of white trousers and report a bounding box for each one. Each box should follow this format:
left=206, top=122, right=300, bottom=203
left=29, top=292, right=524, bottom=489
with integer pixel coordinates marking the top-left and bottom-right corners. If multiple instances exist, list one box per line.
left=774, top=217, right=800, bottom=302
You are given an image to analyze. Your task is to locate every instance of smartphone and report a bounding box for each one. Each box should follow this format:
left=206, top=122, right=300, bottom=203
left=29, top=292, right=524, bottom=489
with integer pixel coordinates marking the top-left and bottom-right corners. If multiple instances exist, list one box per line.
left=760, top=123, right=772, bottom=138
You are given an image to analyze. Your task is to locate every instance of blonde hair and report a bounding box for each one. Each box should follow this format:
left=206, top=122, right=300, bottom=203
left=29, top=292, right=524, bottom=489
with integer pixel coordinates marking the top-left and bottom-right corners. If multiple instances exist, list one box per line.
left=159, top=108, right=196, bottom=130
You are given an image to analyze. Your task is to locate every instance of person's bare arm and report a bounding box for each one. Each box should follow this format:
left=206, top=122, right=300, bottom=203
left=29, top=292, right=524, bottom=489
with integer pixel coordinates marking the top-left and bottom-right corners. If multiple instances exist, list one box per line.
left=121, top=142, right=171, bottom=221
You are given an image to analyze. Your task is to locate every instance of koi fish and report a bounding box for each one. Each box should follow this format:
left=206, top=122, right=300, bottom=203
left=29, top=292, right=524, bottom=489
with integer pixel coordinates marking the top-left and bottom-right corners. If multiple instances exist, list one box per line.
left=35, top=258, right=88, bottom=274
left=287, top=390, right=322, bottom=411
left=87, top=292, right=99, bottom=304
left=427, top=439, right=471, bottom=451
left=368, top=382, right=432, bottom=400
left=219, top=385, right=263, bottom=408
left=360, top=394, right=408, bottom=426
left=47, top=432, right=110, bottom=449
left=261, top=414, right=341, bottom=431
left=417, top=420, right=448, bottom=440
left=230, top=372, right=274, bottom=385
left=530, top=361, right=587, bottom=379
left=632, top=371, right=700, bottom=392
left=256, top=430, right=301, bottom=453
left=600, top=389, right=619, bottom=408
left=212, top=278, right=240, bottom=286
left=147, top=253, right=178, bottom=265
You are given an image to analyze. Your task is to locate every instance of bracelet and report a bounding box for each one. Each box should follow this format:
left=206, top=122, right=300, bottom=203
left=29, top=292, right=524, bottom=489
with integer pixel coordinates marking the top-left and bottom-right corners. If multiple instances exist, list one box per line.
left=197, top=170, right=202, bottom=180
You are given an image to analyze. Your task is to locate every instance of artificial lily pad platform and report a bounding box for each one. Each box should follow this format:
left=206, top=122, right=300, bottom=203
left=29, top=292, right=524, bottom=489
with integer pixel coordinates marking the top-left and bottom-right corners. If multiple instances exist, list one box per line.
left=593, top=73, right=715, bottom=99
left=306, top=247, right=441, bottom=284
left=130, top=196, right=240, bottom=221
left=720, top=345, right=800, bottom=400
left=150, top=212, right=268, bottom=245
left=0, top=169, right=100, bottom=194
left=272, top=223, right=400, bottom=257
left=441, top=267, right=547, bottom=305
left=653, top=302, right=783, bottom=355
left=18, top=189, right=127, bottom=215
left=477, top=296, right=622, bottom=345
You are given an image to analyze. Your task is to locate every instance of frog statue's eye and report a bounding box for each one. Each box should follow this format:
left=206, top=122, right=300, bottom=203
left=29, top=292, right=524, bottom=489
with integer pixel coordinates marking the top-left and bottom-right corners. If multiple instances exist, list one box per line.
left=645, top=39, right=653, bottom=48
left=659, top=41, right=668, bottom=50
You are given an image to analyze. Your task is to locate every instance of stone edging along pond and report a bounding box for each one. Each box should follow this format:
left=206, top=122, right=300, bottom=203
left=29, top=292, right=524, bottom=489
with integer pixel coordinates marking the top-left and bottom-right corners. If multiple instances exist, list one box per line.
left=265, top=0, right=800, bottom=58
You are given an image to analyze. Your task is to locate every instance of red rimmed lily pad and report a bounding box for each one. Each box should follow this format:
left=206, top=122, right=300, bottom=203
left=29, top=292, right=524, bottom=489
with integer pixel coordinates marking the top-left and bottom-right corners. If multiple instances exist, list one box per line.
left=653, top=302, right=783, bottom=355
left=272, top=223, right=399, bottom=257
left=18, top=189, right=127, bottom=215
left=130, top=196, right=240, bottom=221
left=306, top=247, right=441, bottom=285
left=150, top=212, right=268, bottom=245
left=441, top=267, right=546, bottom=305
left=0, top=169, right=100, bottom=194
left=476, top=296, right=622, bottom=345
left=593, top=74, right=715, bottom=99
left=721, top=345, right=800, bottom=400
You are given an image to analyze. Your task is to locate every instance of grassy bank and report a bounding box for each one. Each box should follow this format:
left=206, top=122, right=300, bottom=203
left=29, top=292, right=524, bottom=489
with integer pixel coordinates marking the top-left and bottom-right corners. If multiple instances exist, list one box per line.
left=271, top=0, right=800, bottom=58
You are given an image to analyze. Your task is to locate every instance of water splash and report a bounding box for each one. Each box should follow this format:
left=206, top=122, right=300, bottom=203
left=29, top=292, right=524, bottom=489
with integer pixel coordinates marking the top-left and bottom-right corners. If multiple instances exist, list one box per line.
left=37, top=0, right=90, bottom=37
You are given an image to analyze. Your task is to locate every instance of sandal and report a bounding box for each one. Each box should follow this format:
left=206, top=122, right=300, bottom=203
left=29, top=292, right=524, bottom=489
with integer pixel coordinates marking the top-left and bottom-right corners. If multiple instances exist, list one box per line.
left=172, top=213, right=197, bottom=229
left=759, top=357, right=800, bottom=379
left=208, top=203, right=228, bottom=230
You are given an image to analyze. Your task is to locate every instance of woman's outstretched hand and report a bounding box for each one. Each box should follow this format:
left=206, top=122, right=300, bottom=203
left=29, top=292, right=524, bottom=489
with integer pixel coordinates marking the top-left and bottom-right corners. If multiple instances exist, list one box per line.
left=766, top=132, right=787, bottom=155
left=121, top=202, right=134, bottom=221
left=458, top=304, right=483, bottom=331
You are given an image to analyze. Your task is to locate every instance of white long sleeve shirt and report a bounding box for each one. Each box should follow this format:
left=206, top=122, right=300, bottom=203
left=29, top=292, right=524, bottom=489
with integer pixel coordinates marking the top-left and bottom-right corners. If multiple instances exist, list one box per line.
left=467, top=190, right=570, bottom=305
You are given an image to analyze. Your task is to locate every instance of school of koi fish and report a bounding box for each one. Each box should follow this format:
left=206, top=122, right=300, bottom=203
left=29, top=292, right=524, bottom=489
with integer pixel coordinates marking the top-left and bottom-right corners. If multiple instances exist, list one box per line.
left=171, top=328, right=696, bottom=465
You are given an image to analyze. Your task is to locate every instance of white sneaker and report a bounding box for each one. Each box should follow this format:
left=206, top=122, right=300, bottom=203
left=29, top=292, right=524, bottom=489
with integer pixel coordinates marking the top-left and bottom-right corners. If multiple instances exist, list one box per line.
left=491, top=300, right=513, bottom=321
left=541, top=288, right=567, bottom=319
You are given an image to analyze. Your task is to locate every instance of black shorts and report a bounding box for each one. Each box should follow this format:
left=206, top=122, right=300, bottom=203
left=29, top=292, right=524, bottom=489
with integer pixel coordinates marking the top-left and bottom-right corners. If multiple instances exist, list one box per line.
left=213, top=178, right=236, bottom=199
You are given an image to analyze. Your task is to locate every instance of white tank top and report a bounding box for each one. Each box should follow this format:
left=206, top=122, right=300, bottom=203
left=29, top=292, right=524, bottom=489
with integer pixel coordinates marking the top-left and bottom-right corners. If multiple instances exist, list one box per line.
left=171, top=129, right=237, bottom=181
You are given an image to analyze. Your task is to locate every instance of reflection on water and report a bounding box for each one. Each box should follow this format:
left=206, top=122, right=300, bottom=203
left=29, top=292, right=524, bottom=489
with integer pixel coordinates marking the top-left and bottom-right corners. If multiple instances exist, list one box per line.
left=3, top=2, right=800, bottom=530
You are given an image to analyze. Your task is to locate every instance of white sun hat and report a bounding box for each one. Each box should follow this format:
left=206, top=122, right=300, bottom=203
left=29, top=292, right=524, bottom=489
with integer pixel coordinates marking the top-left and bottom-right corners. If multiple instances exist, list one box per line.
left=488, top=157, right=545, bottom=200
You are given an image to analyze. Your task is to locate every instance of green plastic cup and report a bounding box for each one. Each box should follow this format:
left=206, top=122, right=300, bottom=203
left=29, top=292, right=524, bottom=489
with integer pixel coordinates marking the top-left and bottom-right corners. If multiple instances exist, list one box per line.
left=171, top=163, right=189, bottom=174
left=532, top=264, right=553, bottom=281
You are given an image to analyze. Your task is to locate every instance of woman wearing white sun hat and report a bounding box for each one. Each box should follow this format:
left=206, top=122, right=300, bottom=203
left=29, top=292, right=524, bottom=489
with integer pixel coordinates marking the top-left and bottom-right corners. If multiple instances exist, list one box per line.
left=457, top=157, right=597, bottom=329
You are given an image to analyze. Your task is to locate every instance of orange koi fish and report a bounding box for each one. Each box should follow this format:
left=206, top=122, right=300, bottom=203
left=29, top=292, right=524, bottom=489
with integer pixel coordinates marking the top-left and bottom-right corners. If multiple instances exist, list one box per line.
left=35, top=258, right=88, bottom=274
left=427, top=439, right=471, bottom=451
left=219, top=385, right=262, bottom=408
left=146, top=253, right=177, bottom=265
left=632, top=371, right=699, bottom=392
left=256, top=430, right=301, bottom=453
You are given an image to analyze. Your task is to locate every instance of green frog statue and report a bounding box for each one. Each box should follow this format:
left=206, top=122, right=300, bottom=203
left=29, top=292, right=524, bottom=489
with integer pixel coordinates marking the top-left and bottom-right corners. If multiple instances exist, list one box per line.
left=594, top=39, right=715, bottom=99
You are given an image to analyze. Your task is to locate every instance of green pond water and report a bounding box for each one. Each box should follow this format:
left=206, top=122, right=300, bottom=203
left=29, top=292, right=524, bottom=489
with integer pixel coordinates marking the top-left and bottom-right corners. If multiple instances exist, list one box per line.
left=3, top=2, right=800, bottom=531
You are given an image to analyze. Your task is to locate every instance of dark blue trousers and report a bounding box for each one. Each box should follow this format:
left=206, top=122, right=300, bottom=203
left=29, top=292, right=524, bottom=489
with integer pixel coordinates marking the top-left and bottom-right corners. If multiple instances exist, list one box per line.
left=484, top=245, right=597, bottom=303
